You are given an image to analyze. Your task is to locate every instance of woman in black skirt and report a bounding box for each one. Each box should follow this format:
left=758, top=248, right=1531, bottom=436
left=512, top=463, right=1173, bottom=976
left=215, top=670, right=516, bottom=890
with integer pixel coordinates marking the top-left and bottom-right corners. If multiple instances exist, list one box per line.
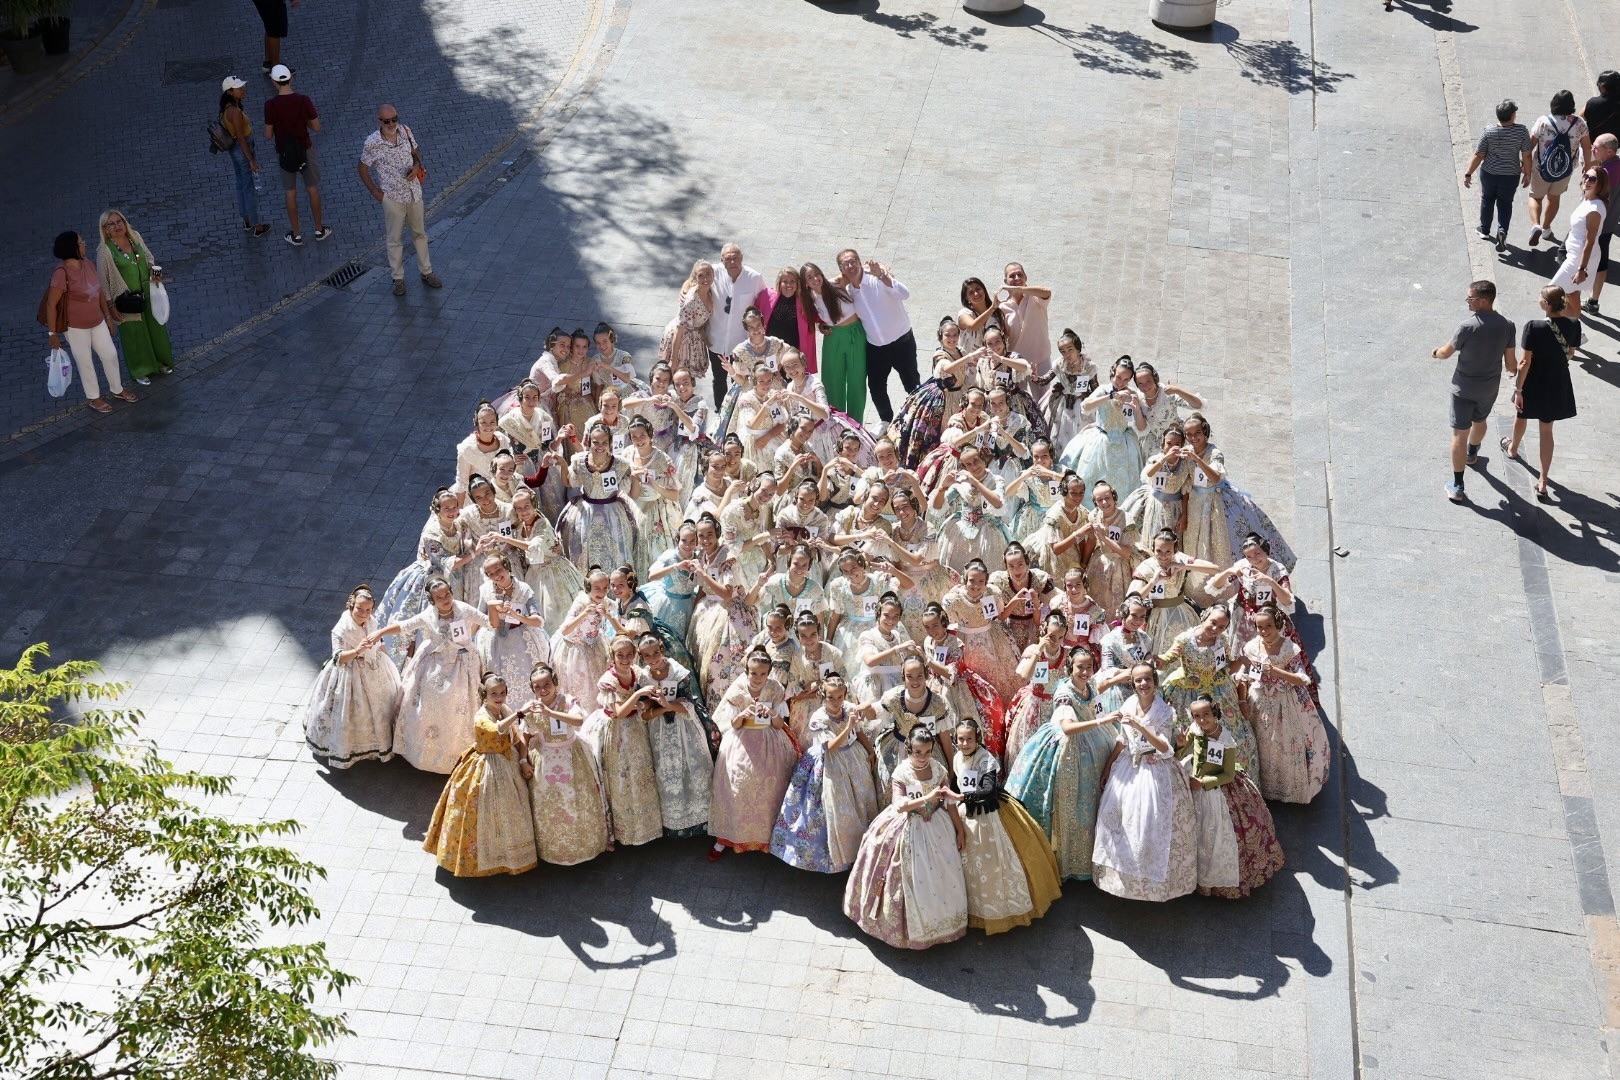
left=1502, top=284, right=1580, bottom=501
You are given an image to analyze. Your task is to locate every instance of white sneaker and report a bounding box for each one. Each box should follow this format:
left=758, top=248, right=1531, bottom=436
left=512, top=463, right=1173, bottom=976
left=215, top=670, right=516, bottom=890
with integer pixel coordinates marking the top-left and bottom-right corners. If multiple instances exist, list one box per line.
left=1528, top=226, right=1542, bottom=247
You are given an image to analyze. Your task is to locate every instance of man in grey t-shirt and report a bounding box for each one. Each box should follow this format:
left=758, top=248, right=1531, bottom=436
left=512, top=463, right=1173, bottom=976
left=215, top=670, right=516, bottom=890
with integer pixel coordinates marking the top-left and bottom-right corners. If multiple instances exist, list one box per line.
left=1431, top=280, right=1516, bottom=503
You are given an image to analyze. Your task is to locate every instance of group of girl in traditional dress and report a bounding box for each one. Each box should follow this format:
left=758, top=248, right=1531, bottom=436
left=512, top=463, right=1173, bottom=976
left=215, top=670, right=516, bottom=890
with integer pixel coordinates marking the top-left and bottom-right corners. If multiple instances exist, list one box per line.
left=299, top=272, right=1331, bottom=947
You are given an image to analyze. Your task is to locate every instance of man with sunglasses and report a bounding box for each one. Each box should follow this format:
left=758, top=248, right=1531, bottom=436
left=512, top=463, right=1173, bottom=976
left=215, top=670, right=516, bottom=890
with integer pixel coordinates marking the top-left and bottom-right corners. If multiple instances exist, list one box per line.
left=358, top=106, right=441, bottom=296
left=708, top=243, right=764, bottom=404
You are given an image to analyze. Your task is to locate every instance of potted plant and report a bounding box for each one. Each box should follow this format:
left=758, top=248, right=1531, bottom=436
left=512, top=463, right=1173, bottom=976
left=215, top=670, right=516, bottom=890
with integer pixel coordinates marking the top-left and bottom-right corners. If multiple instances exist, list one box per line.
left=0, top=0, right=47, bottom=75
left=37, top=0, right=68, bottom=55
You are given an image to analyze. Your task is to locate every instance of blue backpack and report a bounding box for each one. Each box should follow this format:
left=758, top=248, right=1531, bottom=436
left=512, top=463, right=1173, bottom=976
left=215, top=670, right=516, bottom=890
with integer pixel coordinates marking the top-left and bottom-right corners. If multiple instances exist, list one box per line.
left=1537, top=115, right=1579, bottom=183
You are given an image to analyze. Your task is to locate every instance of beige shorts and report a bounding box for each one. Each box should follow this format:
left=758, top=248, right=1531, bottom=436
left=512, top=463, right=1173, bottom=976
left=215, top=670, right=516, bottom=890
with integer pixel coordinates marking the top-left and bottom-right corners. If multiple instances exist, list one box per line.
left=1529, top=170, right=1572, bottom=199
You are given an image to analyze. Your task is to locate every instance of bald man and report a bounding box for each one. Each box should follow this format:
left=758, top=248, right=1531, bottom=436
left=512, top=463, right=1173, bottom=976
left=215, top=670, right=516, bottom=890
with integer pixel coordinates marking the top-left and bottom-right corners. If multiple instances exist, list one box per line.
left=358, top=104, right=440, bottom=295
left=708, top=242, right=765, bottom=403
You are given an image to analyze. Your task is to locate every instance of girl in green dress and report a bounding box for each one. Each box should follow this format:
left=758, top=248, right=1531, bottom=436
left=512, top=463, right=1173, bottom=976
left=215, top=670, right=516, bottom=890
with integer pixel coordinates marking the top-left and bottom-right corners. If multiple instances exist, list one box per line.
left=95, top=211, right=172, bottom=384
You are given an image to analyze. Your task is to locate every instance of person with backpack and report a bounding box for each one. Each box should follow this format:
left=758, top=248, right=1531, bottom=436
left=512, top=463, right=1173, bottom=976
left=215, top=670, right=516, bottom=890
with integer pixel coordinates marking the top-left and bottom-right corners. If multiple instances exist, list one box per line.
left=263, top=64, right=330, bottom=247
left=215, top=76, right=270, bottom=238
left=357, top=104, right=442, bottom=297
left=1527, top=90, right=1592, bottom=249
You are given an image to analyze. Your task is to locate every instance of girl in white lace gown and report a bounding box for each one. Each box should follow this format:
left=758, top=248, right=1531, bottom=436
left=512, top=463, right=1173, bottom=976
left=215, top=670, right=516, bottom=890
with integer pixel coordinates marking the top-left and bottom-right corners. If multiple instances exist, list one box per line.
left=367, top=577, right=488, bottom=774
left=475, top=554, right=552, bottom=710
left=302, top=585, right=401, bottom=768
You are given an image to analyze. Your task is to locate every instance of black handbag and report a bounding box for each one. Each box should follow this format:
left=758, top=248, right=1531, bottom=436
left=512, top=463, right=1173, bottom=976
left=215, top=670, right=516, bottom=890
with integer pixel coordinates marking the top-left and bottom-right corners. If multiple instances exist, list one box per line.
left=113, top=290, right=145, bottom=315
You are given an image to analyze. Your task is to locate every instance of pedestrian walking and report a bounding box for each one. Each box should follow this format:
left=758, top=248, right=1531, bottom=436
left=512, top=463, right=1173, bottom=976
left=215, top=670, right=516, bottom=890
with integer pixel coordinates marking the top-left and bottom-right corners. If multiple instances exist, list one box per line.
left=252, top=0, right=295, bottom=76
left=997, top=262, right=1053, bottom=378
left=1527, top=91, right=1592, bottom=249
left=42, top=231, right=138, bottom=414
left=835, top=248, right=919, bottom=426
left=1550, top=166, right=1608, bottom=318
left=1463, top=99, right=1530, bottom=252
left=1430, top=280, right=1515, bottom=504
left=218, top=77, right=270, bottom=237
left=1582, top=70, right=1620, bottom=143
left=1502, top=285, right=1579, bottom=502
left=95, top=210, right=173, bottom=386
left=1584, top=135, right=1620, bottom=314
left=357, top=104, right=441, bottom=296
left=263, top=64, right=329, bottom=247
left=708, top=243, right=765, bottom=406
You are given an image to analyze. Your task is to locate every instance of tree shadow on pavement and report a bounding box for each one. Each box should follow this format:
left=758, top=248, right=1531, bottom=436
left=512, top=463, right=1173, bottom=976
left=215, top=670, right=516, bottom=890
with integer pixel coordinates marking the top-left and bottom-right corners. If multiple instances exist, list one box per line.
left=807, top=0, right=989, bottom=51
left=1221, top=34, right=1355, bottom=95
left=1032, top=20, right=1199, bottom=80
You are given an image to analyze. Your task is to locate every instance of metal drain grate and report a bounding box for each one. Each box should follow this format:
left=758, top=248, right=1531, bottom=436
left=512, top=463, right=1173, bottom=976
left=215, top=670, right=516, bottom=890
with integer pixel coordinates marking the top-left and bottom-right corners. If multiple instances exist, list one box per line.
left=323, top=262, right=370, bottom=289
left=161, top=58, right=234, bottom=85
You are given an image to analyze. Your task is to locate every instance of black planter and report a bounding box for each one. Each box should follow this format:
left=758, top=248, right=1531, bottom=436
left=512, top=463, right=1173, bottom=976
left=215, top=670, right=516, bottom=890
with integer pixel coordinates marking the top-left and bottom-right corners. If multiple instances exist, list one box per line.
left=38, top=16, right=69, bottom=55
left=0, top=27, right=46, bottom=75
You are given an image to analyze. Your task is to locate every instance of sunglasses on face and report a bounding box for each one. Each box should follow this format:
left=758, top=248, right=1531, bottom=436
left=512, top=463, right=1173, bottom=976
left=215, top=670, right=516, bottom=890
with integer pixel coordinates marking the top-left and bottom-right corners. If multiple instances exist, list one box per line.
left=379, top=117, right=399, bottom=125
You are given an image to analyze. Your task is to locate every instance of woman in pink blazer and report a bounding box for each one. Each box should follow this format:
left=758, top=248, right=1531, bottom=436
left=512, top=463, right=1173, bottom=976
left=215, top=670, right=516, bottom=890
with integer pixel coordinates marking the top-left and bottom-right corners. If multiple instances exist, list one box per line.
left=756, top=266, right=819, bottom=373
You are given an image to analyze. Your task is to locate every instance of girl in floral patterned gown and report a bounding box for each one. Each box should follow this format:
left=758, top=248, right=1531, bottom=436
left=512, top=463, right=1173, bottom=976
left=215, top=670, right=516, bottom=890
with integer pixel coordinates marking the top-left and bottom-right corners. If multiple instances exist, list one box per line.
left=1006, top=649, right=1119, bottom=882
left=589, top=635, right=664, bottom=848
left=490, top=487, right=584, bottom=636
left=520, top=664, right=610, bottom=866
left=919, top=602, right=1005, bottom=762
left=770, top=674, right=882, bottom=873
left=550, top=569, right=613, bottom=709
left=1083, top=481, right=1142, bottom=621
left=559, top=425, right=640, bottom=573
left=1024, top=472, right=1089, bottom=582
left=423, top=673, right=538, bottom=877
left=302, top=585, right=401, bottom=769
left=366, top=577, right=486, bottom=774
left=635, top=632, right=714, bottom=837
left=1129, top=530, right=1221, bottom=657
left=1177, top=694, right=1284, bottom=899
left=475, top=554, right=552, bottom=711
left=1209, top=534, right=1320, bottom=705
left=1061, top=357, right=1148, bottom=509
left=499, top=379, right=570, bottom=521
left=688, top=513, right=756, bottom=713
left=1041, top=330, right=1099, bottom=450
left=940, top=560, right=1024, bottom=707
left=783, top=613, right=845, bottom=745
left=825, top=550, right=900, bottom=676
left=376, top=489, right=482, bottom=663
left=1159, top=604, right=1255, bottom=772
left=708, top=650, right=798, bottom=858
left=1003, top=613, right=1072, bottom=768
left=852, top=594, right=921, bottom=707
left=952, top=717, right=1062, bottom=934
left=1236, top=605, right=1329, bottom=804
left=1091, top=664, right=1197, bottom=902
left=624, top=417, right=682, bottom=575
left=843, top=727, right=969, bottom=950
left=931, top=445, right=1009, bottom=576
left=643, top=524, right=702, bottom=645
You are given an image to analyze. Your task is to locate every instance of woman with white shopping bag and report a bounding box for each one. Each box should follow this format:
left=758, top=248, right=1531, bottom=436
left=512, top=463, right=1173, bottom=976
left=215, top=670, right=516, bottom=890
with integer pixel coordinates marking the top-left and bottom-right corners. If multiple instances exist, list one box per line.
left=96, top=210, right=174, bottom=385
left=43, top=231, right=137, bottom=414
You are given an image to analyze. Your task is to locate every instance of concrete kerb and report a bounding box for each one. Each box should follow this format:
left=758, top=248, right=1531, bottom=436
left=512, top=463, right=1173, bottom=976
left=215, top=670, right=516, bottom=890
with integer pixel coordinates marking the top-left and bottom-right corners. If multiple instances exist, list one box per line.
left=0, top=0, right=622, bottom=466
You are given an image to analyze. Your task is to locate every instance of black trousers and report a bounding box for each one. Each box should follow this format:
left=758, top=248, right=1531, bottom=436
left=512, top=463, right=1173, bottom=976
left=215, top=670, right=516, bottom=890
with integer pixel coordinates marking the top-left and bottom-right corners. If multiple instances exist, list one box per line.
left=865, top=330, right=920, bottom=422
left=709, top=351, right=728, bottom=406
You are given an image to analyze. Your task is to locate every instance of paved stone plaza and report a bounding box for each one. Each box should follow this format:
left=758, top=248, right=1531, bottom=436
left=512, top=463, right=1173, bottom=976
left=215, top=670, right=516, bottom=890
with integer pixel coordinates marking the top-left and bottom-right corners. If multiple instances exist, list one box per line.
left=4, top=0, right=1620, bottom=1077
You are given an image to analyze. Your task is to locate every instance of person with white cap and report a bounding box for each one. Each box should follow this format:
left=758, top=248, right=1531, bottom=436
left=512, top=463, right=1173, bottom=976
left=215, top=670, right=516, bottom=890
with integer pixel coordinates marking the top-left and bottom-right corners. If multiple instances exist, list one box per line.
left=263, top=64, right=330, bottom=247
left=218, top=76, right=270, bottom=237
left=358, top=104, right=442, bottom=296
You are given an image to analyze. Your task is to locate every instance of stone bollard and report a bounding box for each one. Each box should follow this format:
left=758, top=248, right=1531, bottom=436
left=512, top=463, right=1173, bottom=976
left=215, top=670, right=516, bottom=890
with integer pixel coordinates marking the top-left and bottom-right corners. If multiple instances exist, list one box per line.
left=964, top=0, right=1024, bottom=13
left=1149, top=0, right=1217, bottom=29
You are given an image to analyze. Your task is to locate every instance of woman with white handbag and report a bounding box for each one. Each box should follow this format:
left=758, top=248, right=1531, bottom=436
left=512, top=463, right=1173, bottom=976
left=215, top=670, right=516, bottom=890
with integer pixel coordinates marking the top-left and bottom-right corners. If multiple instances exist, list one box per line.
left=96, top=210, right=173, bottom=385
left=43, top=231, right=137, bottom=414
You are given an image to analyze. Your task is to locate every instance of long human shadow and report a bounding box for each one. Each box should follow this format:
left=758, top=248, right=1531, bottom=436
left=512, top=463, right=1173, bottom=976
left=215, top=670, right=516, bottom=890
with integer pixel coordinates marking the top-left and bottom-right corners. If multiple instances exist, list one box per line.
left=1388, top=0, right=1480, bottom=32
left=1572, top=344, right=1620, bottom=391
left=1468, top=458, right=1620, bottom=573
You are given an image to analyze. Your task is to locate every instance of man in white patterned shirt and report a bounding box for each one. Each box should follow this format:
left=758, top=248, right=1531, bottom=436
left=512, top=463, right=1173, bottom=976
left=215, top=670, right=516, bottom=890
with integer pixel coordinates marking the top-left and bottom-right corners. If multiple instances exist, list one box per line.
left=357, top=104, right=442, bottom=296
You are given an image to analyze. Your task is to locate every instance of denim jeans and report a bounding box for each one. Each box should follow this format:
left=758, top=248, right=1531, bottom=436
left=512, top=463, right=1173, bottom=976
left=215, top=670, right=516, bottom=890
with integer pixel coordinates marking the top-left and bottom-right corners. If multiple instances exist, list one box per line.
left=1479, top=170, right=1516, bottom=234
left=229, top=143, right=259, bottom=226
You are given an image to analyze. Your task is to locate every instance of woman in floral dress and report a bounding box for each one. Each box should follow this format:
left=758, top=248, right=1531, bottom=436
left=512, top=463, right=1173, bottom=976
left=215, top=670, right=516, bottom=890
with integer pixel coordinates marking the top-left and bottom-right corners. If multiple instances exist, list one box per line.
left=643, top=522, right=701, bottom=644
left=719, top=473, right=779, bottom=585
left=520, top=664, right=610, bottom=866
left=1004, top=440, right=1065, bottom=544
left=367, top=577, right=486, bottom=774
left=931, top=445, right=1009, bottom=575
left=500, top=379, right=570, bottom=521
left=1178, top=694, right=1284, bottom=899
left=708, top=650, right=798, bottom=858
left=658, top=260, right=715, bottom=388
left=489, top=487, right=583, bottom=635
left=590, top=635, right=664, bottom=847
left=1052, top=567, right=1109, bottom=671
left=551, top=569, right=613, bottom=708
left=919, top=602, right=1006, bottom=760
left=952, top=717, right=1062, bottom=934
left=624, top=416, right=682, bottom=575
left=825, top=549, right=901, bottom=674
left=454, top=401, right=514, bottom=493
left=1062, top=358, right=1148, bottom=509
left=635, top=632, right=715, bottom=836
left=559, top=425, right=640, bottom=573
left=475, top=553, right=552, bottom=709
left=1132, top=362, right=1203, bottom=458
left=771, top=674, right=882, bottom=873
left=886, top=489, right=954, bottom=640
left=1041, top=330, right=1099, bottom=450
left=1209, top=534, right=1317, bottom=701
left=424, top=672, right=538, bottom=877
left=1129, top=530, right=1221, bottom=656
left=1135, top=426, right=1194, bottom=543
left=1091, top=664, right=1197, bottom=902
left=688, top=513, right=756, bottom=713
left=989, top=542, right=1056, bottom=655
left=783, top=612, right=845, bottom=745
left=976, top=328, right=1047, bottom=443
left=376, top=489, right=482, bottom=657
left=1003, top=613, right=1071, bottom=767
left=1236, top=605, right=1329, bottom=803
left=871, top=656, right=956, bottom=787
left=1097, top=595, right=1155, bottom=714
left=891, top=319, right=979, bottom=469
left=1006, top=649, right=1118, bottom=882
left=842, top=727, right=968, bottom=950
left=302, top=585, right=401, bottom=769
left=736, top=364, right=790, bottom=474
left=982, top=387, right=1035, bottom=493
left=917, top=387, right=992, bottom=494
left=1158, top=605, right=1254, bottom=771
left=940, top=560, right=1024, bottom=706
left=851, top=593, right=921, bottom=707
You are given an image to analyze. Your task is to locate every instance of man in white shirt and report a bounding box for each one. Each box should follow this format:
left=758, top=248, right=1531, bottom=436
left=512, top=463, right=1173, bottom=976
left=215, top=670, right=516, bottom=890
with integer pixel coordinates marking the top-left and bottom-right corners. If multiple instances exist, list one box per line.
left=997, top=262, right=1053, bottom=378
left=709, top=242, right=765, bottom=405
left=835, top=248, right=919, bottom=424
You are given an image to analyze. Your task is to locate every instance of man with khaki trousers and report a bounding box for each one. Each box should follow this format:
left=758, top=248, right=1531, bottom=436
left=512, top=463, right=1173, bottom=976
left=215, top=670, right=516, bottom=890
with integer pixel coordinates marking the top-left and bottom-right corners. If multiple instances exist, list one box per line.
left=357, top=104, right=442, bottom=296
